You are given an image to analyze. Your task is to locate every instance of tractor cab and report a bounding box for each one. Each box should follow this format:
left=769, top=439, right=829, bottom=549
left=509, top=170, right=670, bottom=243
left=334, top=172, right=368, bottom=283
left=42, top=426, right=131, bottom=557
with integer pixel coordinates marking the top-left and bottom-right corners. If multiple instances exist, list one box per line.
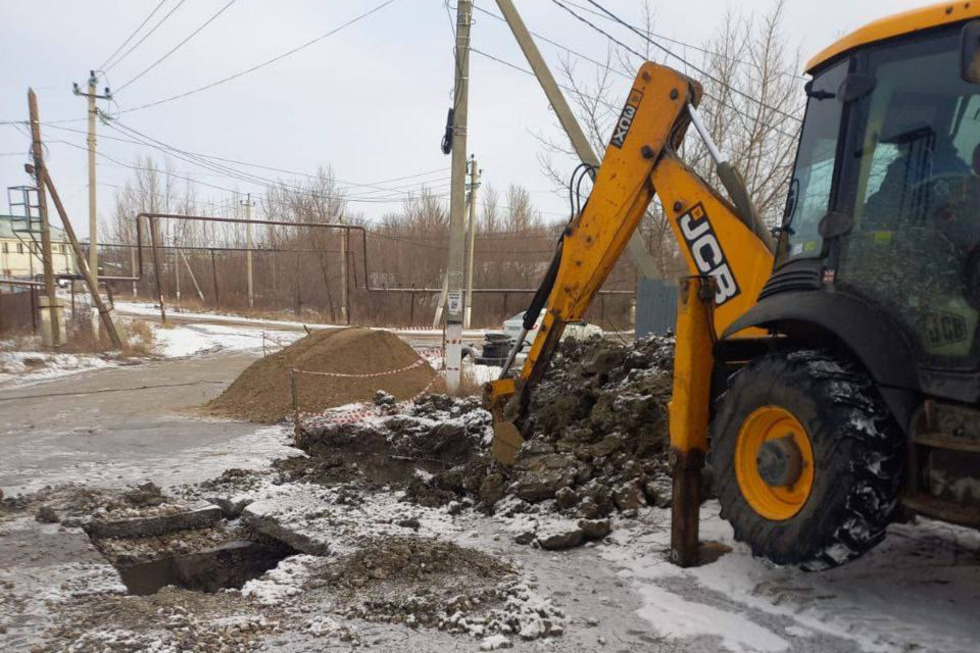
left=722, top=4, right=980, bottom=545
left=772, top=7, right=980, bottom=403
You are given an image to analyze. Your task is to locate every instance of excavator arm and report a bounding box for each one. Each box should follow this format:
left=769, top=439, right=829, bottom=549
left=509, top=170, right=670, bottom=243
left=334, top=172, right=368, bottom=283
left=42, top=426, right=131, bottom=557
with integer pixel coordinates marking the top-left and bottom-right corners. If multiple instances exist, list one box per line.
left=484, top=62, right=775, bottom=469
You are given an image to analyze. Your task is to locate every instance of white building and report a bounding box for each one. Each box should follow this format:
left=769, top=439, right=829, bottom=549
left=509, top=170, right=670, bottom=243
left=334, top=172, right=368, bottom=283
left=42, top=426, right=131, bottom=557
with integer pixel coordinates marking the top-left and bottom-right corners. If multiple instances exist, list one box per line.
left=0, top=214, right=76, bottom=279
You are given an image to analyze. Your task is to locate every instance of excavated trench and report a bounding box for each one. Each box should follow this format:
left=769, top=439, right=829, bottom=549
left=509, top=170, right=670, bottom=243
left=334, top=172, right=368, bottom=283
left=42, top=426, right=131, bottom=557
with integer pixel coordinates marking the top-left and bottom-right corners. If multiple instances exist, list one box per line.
left=110, top=540, right=295, bottom=595
left=87, top=521, right=299, bottom=596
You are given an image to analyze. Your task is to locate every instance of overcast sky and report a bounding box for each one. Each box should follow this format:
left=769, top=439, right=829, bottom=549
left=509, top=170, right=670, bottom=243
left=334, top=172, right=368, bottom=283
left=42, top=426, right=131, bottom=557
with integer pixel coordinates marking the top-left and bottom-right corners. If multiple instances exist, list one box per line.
left=0, top=0, right=927, bottom=240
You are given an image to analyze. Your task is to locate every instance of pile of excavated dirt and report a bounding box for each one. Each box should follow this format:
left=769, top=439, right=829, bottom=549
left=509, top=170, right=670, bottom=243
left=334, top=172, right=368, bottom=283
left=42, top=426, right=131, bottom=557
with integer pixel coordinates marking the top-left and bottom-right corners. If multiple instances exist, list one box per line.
left=292, top=394, right=492, bottom=493
left=207, top=327, right=438, bottom=424
left=309, top=536, right=564, bottom=640
left=505, top=333, right=678, bottom=518
left=296, top=334, right=679, bottom=547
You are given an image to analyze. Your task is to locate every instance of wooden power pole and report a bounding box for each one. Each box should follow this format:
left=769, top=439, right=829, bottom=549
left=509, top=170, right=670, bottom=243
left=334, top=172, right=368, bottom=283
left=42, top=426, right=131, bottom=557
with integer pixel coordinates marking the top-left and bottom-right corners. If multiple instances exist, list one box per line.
left=443, top=0, right=473, bottom=395
left=27, top=89, right=61, bottom=348
left=41, top=166, right=122, bottom=349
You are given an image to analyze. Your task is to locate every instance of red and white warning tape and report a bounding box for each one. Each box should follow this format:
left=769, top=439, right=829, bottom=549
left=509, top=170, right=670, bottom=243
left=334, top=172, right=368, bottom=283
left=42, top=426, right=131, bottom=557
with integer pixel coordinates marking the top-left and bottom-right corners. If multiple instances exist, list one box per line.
left=292, top=358, right=426, bottom=379
left=295, top=370, right=446, bottom=427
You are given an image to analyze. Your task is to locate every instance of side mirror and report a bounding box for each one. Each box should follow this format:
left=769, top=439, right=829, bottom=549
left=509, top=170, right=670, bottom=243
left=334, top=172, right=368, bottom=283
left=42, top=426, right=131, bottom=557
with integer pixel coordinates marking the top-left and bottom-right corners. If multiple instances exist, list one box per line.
left=961, top=20, right=980, bottom=83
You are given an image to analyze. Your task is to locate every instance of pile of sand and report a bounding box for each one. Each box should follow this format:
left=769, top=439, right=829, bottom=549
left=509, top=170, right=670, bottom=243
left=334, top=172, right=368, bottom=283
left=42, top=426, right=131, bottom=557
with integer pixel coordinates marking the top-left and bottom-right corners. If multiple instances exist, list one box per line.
left=207, top=327, right=437, bottom=424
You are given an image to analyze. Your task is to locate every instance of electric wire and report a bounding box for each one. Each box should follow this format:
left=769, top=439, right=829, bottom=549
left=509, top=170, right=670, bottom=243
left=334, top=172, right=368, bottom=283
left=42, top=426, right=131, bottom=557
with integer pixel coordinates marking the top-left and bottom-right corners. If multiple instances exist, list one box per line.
left=104, top=120, right=451, bottom=204
left=104, top=0, right=191, bottom=73
left=573, top=0, right=802, bottom=122
left=41, top=120, right=453, bottom=194
left=559, top=0, right=806, bottom=81
left=114, top=0, right=401, bottom=115
left=115, top=0, right=240, bottom=93
left=471, top=45, right=797, bottom=140
left=99, top=0, right=172, bottom=71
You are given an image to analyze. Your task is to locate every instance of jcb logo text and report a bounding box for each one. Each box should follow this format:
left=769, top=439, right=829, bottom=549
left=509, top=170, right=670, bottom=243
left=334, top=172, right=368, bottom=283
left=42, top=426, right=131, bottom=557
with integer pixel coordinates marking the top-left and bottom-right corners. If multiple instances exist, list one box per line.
left=679, top=204, right=740, bottom=305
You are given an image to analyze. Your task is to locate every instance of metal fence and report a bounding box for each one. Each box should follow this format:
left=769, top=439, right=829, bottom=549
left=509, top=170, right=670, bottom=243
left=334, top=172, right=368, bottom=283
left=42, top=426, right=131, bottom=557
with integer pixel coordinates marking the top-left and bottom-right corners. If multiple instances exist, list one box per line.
left=0, top=285, right=38, bottom=335
left=635, top=278, right=678, bottom=339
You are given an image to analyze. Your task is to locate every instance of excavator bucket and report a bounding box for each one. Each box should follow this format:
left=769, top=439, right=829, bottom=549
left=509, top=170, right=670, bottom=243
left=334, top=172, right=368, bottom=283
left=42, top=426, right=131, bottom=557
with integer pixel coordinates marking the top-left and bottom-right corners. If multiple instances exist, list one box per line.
left=491, top=420, right=524, bottom=465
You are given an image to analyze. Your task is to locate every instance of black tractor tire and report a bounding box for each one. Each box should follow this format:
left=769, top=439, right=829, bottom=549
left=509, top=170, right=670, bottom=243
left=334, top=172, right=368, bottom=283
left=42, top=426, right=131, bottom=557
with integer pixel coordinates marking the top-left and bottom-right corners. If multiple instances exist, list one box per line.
left=710, top=349, right=904, bottom=570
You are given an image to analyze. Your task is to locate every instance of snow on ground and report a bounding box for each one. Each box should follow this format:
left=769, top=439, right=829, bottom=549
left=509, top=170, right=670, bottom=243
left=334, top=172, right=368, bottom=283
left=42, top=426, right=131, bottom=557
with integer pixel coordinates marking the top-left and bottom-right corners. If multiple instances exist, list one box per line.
left=114, top=301, right=487, bottom=337
left=151, top=322, right=301, bottom=358
left=600, top=505, right=980, bottom=653
left=0, top=319, right=301, bottom=389
left=0, top=349, right=115, bottom=388
left=2, top=425, right=298, bottom=497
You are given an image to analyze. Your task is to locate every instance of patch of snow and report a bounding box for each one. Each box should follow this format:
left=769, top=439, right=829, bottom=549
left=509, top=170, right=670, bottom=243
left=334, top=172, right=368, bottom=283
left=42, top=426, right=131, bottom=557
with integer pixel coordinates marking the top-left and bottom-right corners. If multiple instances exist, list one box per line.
left=114, top=301, right=485, bottom=336
left=0, top=350, right=114, bottom=388
left=241, top=554, right=321, bottom=606
left=479, top=633, right=512, bottom=650
left=633, top=580, right=788, bottom=652
left=602, top=504, right=980, bottom=653
left=152, top=323, right=300, bottom=358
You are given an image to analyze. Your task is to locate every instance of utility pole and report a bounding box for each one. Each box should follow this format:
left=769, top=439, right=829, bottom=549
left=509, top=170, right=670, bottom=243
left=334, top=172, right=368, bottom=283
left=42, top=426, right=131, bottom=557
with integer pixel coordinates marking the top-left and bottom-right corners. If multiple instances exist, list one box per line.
left=241, top=193, right=254, bottom=309
left=174, top=236, right=181, bottom=309
left=40, top=166, right=122, bottom=349
left=180, top=249, right=205, bottom=303
left=493, top=0, right=658, bottom=280
left=73, top=71, right=111, bottom=279
left=339, top=213, right=350, bottom=325
left=444, top=0, right=473, bottom=395
left=464, top=154, right=481, bottom=329
left=27, top=89, right=61, bottom=348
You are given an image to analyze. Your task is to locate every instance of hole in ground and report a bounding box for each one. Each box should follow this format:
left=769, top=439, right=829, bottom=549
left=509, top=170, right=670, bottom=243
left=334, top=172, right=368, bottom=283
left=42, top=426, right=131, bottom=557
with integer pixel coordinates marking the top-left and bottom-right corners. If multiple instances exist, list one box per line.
left=106, top=539, right=297, bottom=596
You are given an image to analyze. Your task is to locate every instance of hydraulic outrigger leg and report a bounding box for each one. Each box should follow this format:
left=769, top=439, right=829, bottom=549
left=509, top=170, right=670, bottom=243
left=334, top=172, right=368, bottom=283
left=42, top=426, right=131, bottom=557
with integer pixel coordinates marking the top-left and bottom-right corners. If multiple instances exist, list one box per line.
left=668, top=276, right=715, bottom=567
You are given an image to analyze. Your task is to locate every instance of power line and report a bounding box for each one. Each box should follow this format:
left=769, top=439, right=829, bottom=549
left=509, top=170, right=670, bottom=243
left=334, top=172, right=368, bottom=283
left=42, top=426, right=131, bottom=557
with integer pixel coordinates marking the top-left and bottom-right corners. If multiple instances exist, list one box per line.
left=99, top=0, right=171, bottom=71
left=469, top=1, right=800, bottom=139
left=116, top=0, right=240, bottom=93
left=559, top=0, right=806, bottom=81
left=104, top=119, right=452, bottom=203
left=115, top=0, right=401, bottom=115
left=105, top=0, right=190, bottom=73
left=40, top=120, right=452, bottom=193
left=471, top=44, right=797, bottom=140
left=570, top=0, right=801, bottom=123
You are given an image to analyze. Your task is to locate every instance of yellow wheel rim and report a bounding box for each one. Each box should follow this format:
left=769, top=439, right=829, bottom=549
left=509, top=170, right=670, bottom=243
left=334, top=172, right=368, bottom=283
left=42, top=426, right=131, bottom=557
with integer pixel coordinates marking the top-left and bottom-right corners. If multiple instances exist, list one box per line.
left=734, top=406, right=815, bottom=521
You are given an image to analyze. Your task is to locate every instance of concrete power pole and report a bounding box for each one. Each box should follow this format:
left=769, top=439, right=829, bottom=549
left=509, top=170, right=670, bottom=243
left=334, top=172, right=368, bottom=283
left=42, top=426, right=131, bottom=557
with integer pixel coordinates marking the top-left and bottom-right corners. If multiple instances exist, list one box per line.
left=444, top=0, right=473, bottom=395
left=463, top=155, right=480, bottom=329
left=73, top=72, right=111, bottom=278
left=493, top=0, right=658, bottom=280
left=339, top=214, right=350, bottom=325
left=27, top=89, right=61, bottom=348
left=241, top=193, right=254, bottom=309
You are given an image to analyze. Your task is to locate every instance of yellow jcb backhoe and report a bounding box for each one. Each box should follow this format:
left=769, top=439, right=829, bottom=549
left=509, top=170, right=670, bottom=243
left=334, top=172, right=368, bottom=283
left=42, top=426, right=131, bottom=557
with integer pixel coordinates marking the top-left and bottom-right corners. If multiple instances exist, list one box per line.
left=485, top=2, right=980, bottom=569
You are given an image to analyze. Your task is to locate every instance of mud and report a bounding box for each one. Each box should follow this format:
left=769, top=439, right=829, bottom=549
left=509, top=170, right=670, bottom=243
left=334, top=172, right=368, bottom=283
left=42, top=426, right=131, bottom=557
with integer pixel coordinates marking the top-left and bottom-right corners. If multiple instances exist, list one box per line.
left=207, top=327, right=438, bottom=424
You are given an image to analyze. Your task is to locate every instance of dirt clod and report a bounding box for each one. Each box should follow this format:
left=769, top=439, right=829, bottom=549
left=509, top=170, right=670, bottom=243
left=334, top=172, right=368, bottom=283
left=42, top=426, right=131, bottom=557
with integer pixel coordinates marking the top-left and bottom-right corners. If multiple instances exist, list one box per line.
left=35, top=505, right=58, bottom=523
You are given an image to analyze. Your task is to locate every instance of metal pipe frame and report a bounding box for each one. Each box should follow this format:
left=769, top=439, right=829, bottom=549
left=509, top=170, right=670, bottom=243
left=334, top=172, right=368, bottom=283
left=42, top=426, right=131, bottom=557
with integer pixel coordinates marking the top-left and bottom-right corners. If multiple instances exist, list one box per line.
left=104, top=212, right=634, bottom=297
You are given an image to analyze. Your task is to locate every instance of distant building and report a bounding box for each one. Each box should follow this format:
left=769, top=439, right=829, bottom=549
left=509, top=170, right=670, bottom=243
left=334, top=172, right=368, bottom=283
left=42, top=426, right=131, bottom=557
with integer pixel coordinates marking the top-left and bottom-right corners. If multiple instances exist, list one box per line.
left=0, top=214, right=76, bottom=279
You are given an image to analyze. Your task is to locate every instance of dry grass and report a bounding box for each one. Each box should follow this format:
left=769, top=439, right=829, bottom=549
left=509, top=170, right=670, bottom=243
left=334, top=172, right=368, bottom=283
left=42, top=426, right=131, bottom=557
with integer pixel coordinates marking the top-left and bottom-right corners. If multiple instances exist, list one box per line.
left=122, top=319, right=156, bottom=356
left=58, top=315, right=156, bottom=357
left=166, top=297, right=330, bottom=325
